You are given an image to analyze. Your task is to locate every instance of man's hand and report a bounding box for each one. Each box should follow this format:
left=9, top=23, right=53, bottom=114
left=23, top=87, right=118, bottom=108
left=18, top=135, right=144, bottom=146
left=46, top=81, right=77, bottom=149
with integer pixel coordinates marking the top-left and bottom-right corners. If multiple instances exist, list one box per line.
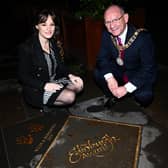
left=106, top=76, right=118, bottom=95
left=114, top=86, right=127, bottom=98
left=106, top=77, right=128, bottom=98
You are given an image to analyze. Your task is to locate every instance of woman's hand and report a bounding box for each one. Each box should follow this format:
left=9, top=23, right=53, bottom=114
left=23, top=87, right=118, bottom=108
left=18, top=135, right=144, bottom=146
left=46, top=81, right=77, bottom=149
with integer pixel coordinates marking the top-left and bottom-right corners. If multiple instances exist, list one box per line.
left=44, top=82, right=63, bottom=92
left=68, top=74, right=84, bottom=89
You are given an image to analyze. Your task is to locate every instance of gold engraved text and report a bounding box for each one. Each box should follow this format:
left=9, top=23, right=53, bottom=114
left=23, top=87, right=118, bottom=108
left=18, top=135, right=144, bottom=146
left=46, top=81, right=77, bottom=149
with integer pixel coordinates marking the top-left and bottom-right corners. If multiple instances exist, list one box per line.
left=68, top=134, right=120, bottom=164
left=16, top=123, right=44, bottom=145
left=16, top=134, right=33, bottom=144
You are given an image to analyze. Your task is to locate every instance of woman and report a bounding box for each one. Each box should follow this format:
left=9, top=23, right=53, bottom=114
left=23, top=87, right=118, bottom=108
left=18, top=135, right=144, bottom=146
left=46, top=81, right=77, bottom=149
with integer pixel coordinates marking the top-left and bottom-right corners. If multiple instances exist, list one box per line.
left=18, top=9, right=83, bottom=111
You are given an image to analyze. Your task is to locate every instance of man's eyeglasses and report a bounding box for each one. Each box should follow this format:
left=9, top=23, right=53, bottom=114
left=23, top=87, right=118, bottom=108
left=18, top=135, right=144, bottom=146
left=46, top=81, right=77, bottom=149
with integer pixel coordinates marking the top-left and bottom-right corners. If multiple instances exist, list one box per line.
left=104, top=15, right=124, bottom=26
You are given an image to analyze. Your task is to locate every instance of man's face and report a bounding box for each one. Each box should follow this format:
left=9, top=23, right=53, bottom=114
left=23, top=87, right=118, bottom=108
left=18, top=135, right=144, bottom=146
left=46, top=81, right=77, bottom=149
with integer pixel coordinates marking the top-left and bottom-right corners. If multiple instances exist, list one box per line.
left=104, top=6, right=128, bottom=37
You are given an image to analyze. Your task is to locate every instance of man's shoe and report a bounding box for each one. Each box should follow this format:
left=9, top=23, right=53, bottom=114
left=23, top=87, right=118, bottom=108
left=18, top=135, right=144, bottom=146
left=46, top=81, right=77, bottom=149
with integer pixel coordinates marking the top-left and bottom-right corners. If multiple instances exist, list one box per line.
left=87, top=104, right=107, bottom=113
left=87, top=97, right=117, bottom=113
left=104, top=97, right=117, bottom=109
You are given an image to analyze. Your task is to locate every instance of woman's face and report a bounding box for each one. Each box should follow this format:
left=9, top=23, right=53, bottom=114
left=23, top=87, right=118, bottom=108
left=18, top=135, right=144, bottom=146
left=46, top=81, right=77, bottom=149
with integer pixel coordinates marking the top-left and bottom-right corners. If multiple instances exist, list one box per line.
left=35, top=15, right=55, bottom=39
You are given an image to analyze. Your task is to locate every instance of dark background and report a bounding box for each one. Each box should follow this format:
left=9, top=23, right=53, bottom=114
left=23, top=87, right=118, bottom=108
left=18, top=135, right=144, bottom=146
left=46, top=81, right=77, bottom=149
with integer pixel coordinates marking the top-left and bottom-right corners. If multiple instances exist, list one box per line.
left=0, top=0, right=167, bottom=79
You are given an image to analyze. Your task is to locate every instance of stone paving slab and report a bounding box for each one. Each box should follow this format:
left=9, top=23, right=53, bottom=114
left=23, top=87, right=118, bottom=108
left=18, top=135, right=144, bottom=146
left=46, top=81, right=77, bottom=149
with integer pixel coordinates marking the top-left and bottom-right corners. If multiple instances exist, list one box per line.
left=69, top=96, right=168, bottom=168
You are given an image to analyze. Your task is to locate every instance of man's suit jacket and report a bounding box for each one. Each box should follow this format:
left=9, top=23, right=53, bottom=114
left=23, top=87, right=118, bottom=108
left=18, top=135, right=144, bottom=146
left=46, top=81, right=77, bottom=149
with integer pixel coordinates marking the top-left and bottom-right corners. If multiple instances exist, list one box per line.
left=96, top=24, right=157, bottom=90
left=18, top=34, right=69, bottom=107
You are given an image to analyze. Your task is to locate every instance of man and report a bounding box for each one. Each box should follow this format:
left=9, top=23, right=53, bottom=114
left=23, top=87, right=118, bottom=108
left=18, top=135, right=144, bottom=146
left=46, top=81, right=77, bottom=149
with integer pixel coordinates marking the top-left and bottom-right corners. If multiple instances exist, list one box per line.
left=94, top=4, right=157, bottom=108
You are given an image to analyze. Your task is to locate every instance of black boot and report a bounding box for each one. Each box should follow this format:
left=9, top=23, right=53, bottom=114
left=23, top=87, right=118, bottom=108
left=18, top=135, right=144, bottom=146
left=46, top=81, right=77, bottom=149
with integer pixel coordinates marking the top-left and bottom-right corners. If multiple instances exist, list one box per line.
left=87, top=96, right=117, bottom=113
left=104, top=97, right=117, bottom=109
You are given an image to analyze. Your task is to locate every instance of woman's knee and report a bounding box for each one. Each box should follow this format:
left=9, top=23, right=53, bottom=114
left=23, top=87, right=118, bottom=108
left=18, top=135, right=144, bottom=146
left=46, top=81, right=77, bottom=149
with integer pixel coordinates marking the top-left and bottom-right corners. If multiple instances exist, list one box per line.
left=64, top=91, right=76, bottom=104
left=75, top=84, right=83, bottom=93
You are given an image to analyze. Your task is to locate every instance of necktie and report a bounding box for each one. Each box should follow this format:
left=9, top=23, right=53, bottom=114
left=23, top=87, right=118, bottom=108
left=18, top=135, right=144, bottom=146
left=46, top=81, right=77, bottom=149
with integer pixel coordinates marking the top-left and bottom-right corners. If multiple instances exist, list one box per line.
left=116, top=36, right=124, bottom=59
left=116, top=36, right=128, bottom=83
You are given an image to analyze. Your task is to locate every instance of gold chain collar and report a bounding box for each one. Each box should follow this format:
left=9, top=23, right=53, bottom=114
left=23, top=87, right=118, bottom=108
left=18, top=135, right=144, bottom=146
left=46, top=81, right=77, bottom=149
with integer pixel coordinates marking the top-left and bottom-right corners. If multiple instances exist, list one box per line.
left=111, top=28, right=146, bottom=50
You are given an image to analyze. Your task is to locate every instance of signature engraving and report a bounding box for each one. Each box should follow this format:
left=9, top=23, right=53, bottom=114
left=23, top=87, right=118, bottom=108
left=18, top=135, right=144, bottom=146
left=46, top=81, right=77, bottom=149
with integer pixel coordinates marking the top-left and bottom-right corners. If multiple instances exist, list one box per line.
left=27, top=123, right=44, bottom=133
left=16, top=134, right=33, bottom=144
left=15, top=121, right=57, bottom=153
left=16, top=123, right=44, bottom=145
left=68, top=134, right=120, bottom=164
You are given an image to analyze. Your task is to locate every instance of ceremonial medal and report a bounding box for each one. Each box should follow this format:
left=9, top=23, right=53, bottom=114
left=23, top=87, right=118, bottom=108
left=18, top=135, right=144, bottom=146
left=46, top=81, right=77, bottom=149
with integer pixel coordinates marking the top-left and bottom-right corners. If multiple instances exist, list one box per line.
left=116, top=57, right=124, bottom=66
left=110, top=28, right=145, bottom=67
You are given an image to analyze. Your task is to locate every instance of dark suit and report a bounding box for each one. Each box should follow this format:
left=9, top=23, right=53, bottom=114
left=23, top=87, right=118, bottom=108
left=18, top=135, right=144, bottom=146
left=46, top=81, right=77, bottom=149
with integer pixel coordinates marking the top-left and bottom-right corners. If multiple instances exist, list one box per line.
left=18, top=34, right=69, bottom=108
left=94, top=24, right=157, bottom=106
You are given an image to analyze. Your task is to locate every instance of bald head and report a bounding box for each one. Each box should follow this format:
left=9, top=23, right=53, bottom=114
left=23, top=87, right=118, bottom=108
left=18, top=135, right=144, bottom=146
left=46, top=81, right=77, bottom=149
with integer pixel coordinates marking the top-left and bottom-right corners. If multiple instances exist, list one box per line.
left=104, top=5, right=125, bottom=19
